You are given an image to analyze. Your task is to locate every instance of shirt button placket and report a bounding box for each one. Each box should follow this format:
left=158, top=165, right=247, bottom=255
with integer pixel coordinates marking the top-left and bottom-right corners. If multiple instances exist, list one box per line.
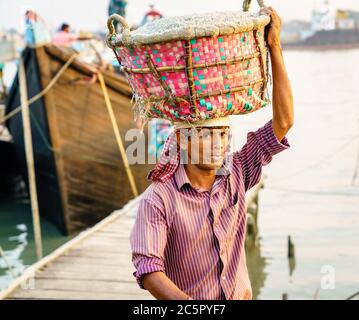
left=221, top=274, right=229, bottom=300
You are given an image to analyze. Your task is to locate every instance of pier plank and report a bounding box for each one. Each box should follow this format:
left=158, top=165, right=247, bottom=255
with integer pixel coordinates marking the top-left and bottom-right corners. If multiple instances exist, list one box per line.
left=13, top=278, right=144, bottom=294
left=34, top=271, right=134, bottom=282
left=9, top=289, right=150, bottom=300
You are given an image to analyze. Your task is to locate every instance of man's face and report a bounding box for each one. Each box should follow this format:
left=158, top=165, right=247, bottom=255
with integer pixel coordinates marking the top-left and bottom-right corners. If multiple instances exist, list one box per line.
left=177, top=126, right=230, bottom=170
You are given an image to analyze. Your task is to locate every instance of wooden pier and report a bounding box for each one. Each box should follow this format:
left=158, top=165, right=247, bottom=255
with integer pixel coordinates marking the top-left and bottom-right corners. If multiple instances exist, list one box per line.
left=0, top=180, right=263, bottom=300
left=0, top=197, right=153, bottom=300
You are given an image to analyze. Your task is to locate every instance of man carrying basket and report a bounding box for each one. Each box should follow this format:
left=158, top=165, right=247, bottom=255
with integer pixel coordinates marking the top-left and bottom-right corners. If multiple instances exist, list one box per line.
left=129, top=7, right=294, bottom=300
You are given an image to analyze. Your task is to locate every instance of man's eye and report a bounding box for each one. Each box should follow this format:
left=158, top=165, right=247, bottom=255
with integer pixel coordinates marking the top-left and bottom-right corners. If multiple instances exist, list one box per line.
left=223, top=129, right=231, bottom=137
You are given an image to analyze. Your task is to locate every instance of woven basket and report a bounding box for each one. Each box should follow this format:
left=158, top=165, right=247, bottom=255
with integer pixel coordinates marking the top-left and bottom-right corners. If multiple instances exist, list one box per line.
left=107, top=0, right=271, bottom=124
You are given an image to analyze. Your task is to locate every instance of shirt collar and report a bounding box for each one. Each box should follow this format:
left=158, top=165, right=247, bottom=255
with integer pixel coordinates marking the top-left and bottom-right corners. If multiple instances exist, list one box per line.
left=216, top=163, right=231, bottom=177
left=175, top=164, right=191, bottom=191
left=174, top=163, right=231, bottom=191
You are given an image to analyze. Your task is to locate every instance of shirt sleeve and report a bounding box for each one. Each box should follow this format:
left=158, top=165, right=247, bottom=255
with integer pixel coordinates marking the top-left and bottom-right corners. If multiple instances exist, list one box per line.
left=232, top=119, right=290, bottom=191
left=130, top=197, right=168, bottom=289
left=70, top=33, right=79, bottom=41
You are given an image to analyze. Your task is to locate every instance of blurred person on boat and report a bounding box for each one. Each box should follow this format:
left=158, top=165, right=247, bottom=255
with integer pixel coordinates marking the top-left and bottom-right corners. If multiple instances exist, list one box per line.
left=140, top=4, right=163, bottom=26
left=52, top=23, right=93, bottom=47
left=108, top=0, right=128, bottom=31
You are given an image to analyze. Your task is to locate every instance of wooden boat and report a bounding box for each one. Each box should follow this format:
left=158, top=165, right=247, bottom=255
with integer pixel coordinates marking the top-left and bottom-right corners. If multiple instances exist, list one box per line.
left=5, top=44, right=154, bottom=235
left=1, top=92, right=23, bottom=198
left=0, top=139, right=24, bottom=198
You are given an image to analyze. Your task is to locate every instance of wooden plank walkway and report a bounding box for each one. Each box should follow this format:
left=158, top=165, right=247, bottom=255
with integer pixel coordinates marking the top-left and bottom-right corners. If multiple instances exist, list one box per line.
left=0, top=197, right=153, bottom=300
left=0, top=180, right=263, bottom=300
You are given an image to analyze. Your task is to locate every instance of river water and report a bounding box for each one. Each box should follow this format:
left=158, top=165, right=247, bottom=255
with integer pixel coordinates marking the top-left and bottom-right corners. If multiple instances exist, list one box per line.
left=1, top=48, right=358, bottom=299
left=232, top=48, right=359, bottom=300
left=0, top=200, right=71, bottom=291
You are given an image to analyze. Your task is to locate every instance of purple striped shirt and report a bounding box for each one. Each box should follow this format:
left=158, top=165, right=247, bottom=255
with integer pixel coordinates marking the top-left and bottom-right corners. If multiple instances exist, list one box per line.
left=130, top=120, right=290, bottom=300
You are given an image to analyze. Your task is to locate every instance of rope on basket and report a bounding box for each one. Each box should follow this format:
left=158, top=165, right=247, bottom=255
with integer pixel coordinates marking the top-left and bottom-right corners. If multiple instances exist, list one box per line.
left=243, top=0, right=266, bottom=12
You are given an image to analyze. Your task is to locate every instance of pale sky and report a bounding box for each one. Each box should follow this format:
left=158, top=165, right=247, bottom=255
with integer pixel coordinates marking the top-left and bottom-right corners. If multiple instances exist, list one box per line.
left=1, top=0, right=359, bottom=33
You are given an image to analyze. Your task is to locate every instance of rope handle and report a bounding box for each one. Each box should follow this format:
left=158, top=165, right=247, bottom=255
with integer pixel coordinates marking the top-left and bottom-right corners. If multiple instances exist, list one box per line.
left=243, top=0, right=267, bottom=12
left=107, top=14, right=131, bottom=47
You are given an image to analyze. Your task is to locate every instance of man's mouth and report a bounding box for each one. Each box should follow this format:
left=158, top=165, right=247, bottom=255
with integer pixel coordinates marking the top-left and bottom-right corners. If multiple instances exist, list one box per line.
left=211, top=154, right=223, bottom=162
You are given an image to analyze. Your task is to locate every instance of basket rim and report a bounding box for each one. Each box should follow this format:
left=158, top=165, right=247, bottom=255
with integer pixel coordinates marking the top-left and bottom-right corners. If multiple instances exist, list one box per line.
left=108, top=11, right=270, bottom=47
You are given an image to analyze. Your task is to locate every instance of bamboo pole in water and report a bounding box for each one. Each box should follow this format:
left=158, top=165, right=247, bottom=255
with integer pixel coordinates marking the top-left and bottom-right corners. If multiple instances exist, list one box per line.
left=19, top=57, right=43, bottom=260
left=351, top=118, right=359, bottom=186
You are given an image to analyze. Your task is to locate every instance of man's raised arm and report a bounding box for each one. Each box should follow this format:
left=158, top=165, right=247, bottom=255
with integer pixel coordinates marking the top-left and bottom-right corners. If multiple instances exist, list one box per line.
left=263, top=7, right=294, bottom=142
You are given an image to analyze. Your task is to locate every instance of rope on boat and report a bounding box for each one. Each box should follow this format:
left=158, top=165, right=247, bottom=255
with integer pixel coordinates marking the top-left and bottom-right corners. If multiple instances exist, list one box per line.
left=1, top=51, right=139, bottom=197
left=346, top=291, right=359, bottom=300
left=0, top=53, right=78, bottom=125
left=97, top=71, right=139, bottom=197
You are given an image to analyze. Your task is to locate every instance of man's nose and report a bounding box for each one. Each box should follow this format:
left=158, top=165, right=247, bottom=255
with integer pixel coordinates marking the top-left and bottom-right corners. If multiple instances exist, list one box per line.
left=212, top=133, right=223, bottom=149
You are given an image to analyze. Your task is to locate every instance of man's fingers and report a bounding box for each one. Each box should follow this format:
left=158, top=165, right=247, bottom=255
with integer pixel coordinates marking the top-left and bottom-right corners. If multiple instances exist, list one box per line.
left=260, top=6, right=276, bottom=17
left=259, top=6, right=282, bottom=28
left=259, top=7, right=270, bottom=15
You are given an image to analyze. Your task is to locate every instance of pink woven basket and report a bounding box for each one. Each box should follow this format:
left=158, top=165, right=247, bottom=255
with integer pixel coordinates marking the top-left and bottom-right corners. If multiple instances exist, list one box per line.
left=107, top=0, right=271, bottom=124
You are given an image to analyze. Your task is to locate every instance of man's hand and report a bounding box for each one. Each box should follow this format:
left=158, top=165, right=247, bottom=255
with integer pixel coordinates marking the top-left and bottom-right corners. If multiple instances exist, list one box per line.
left=259, top=7, right=294, bottom=141
left=260, top=6, right=282, bottom=49
left=142, top=271, right=192, bottom=300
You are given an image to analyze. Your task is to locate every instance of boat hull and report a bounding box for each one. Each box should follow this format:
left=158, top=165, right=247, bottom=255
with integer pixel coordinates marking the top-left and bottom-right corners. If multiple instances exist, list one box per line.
left=6, top=45, right=154, bottom=234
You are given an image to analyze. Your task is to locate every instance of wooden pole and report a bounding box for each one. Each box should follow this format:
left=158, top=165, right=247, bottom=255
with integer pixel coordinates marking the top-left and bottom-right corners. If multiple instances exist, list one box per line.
left=19, top=57, right=43, bottom=260
left=282, top=293, right=288, bottom=300
left=351, top=118, right=359, bottom=186
left=287, top=235, right=295, bottom=258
